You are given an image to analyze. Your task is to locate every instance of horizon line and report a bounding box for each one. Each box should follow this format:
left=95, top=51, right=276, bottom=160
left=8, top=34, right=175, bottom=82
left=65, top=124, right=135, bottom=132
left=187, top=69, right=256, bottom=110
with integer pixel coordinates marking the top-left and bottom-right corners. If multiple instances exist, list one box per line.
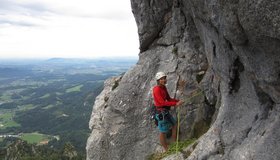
left=0, top=56, right=139, bottom=60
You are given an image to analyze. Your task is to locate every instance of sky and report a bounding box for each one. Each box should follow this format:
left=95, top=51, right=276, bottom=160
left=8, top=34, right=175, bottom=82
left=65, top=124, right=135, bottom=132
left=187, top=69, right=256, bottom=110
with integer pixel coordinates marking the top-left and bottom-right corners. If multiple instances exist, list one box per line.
left=0, top=0, right=139, bottom=59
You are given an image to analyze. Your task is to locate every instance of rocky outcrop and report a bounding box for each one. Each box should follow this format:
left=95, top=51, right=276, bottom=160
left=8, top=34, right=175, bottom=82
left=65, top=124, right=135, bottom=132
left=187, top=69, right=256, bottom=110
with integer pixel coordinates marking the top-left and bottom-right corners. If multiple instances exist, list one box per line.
left=87, top=0, right=280, bottom=159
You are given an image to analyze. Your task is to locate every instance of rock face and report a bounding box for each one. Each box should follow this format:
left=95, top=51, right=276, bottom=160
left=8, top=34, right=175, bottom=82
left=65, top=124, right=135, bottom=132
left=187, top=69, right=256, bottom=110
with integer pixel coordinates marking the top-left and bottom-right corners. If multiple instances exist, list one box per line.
left=87, top=0, right=280, bottom=160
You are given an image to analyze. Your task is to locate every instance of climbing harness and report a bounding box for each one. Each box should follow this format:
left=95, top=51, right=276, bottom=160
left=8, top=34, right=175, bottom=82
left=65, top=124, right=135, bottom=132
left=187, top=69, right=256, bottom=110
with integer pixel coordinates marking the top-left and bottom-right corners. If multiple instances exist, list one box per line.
left=150, top=105, right=174, bottom=127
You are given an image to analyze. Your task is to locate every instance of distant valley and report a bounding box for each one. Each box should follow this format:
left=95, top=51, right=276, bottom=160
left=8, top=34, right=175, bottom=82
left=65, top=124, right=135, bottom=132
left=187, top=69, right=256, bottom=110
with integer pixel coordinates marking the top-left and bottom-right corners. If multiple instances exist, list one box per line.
left=0, top=58, right=137, bottom=159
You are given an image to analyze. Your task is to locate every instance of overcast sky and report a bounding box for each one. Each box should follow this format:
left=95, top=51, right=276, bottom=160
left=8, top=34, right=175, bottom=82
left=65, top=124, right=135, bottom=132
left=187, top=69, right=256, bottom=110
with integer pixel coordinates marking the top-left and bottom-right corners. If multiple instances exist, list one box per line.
left=0, top=0, right=139, bottom=59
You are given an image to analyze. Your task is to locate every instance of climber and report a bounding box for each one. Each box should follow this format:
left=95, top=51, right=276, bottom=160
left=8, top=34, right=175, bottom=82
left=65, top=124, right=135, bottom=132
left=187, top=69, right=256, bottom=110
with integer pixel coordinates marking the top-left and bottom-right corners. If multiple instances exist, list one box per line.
left=152, top=72, right=183, bottom=151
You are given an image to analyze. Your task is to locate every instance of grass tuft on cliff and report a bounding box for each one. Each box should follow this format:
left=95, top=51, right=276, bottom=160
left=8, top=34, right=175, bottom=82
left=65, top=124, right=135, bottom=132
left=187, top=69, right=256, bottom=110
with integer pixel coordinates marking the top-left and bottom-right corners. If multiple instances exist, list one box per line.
left=148, top=138, right=196, bottom=160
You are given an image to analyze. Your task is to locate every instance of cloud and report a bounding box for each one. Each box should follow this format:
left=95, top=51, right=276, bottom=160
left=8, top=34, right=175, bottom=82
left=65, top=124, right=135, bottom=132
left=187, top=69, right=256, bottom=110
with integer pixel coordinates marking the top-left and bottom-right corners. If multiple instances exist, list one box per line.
left=71, top=11, right=132, bottom=21
left=46, top=1, right=133, bottom=21
left=0, top=0, right=55, bottom=27
left=0, top=0, right=139, bottom=59
left=0, top=0, right=133, bottom=28
left=0, top=0, right=53, bottom=15
left=19, top=2, right=51, bottom=14
left=0, top=19, right=37, bottom=27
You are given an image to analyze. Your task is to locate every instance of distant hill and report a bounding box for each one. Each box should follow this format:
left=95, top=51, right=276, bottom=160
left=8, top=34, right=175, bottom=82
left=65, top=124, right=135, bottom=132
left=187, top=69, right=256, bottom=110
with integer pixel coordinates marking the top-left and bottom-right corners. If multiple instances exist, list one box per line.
left=44, top=57, right=138, bottom=67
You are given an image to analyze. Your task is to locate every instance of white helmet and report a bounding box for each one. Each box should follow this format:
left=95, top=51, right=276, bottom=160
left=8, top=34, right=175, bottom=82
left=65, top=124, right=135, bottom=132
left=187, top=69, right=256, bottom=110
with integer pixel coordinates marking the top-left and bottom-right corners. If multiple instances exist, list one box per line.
left=155, top=72, right=167, bottom=80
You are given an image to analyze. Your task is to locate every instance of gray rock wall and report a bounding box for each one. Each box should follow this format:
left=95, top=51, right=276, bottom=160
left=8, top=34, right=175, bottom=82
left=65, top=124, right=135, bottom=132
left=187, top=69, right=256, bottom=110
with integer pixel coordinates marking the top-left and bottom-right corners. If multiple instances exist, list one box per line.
left=87, top=0, right=280, bottom=159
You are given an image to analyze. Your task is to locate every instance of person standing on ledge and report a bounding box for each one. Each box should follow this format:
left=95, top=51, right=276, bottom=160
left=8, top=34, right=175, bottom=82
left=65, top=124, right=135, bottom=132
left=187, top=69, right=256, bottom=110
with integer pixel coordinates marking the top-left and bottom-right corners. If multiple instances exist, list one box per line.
left=153, top=72, right=183, bottom=151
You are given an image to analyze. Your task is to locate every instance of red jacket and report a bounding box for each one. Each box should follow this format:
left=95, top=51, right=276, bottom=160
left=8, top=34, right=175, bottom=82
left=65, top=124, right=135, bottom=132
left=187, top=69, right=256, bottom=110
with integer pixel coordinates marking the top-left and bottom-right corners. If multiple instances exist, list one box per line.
left=153, top=85, right=178, bottom=110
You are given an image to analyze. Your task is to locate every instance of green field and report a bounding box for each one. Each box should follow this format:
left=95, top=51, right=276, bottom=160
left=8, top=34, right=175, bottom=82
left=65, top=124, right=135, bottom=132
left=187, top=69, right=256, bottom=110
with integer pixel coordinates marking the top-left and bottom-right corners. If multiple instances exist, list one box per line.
left=40, top=93, right=50, bottom=99
left=42, top=104, right=55, bottom=110
left=21, top=133, right=51, bottom=144
left=0, top=112, right=21, bottom=129
left=18, top=104, right=36, bottom=111
left=66, top=84, right=83, bottom=93
left=55, top=92, right=63, bottom=95
left=0, top=94, right=12, bottom=102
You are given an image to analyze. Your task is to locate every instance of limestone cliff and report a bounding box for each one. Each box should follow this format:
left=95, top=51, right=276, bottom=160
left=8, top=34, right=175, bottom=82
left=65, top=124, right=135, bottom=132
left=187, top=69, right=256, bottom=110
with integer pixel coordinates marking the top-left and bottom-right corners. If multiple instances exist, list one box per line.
left=87, top=0, right=280, bottom=159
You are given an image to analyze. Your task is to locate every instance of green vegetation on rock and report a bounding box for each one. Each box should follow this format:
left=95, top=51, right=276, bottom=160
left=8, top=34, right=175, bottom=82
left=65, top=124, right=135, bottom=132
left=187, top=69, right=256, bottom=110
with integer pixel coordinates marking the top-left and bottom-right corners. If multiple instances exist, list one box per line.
left=148, top=138, right=196, bottom=160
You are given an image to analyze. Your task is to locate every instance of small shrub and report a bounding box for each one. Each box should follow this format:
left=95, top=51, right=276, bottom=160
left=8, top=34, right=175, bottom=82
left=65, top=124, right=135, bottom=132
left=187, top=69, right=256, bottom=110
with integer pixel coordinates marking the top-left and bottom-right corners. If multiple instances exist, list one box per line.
left=112, top=81, right=119, bottom=90
left=172, top=46, right=178, bottom=56
left=148, top=138, right=196, bottom=160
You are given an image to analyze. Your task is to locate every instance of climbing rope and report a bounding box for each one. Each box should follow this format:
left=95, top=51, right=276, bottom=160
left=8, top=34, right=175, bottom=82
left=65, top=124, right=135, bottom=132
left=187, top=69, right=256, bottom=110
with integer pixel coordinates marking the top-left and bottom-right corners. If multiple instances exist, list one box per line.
left=176, top=105, right=180, bottom=158
left=175, top=89, right=204, bottom=157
